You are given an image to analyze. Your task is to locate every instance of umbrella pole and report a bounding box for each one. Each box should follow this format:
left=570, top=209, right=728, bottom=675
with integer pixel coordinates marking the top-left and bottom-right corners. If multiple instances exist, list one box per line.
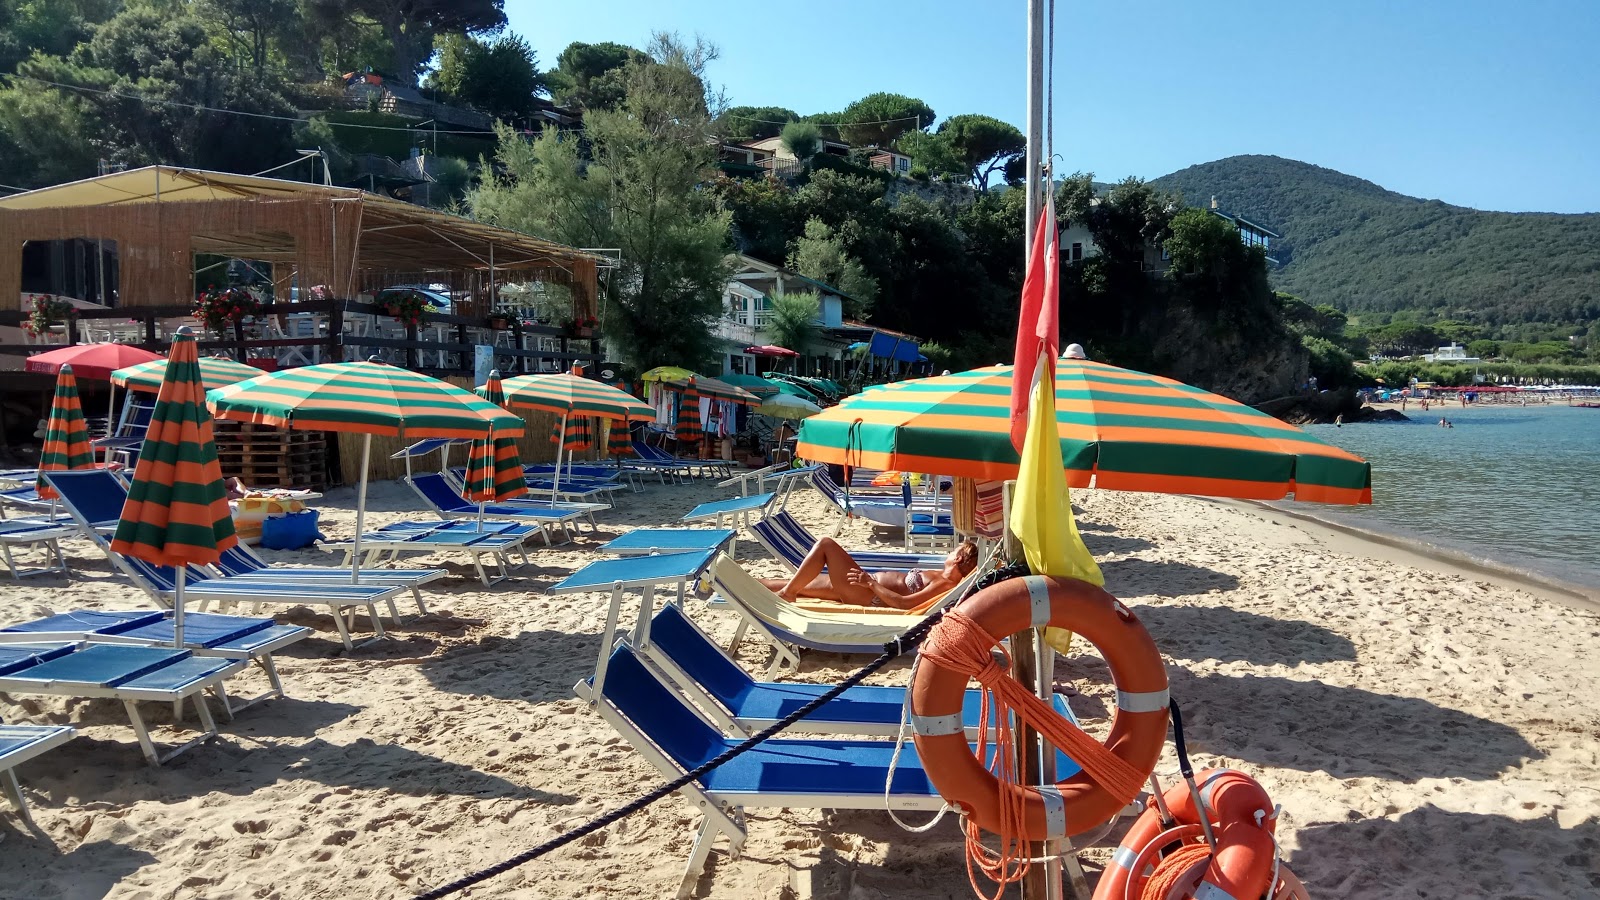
left=552, top=413, right=567, bottom=504
left=352, top=433, right=372, bottom=584
left=173, top=566, right=185, bottom=648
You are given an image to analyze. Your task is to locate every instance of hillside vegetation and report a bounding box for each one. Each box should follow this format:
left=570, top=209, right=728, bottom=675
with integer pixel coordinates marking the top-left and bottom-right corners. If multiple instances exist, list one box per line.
left=1152, top=156, right=1600, bottom=334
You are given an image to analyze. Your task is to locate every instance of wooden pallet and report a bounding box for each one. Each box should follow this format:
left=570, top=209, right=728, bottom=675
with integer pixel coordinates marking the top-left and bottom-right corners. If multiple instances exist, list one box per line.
left=213, top=422, right=329, bottom=491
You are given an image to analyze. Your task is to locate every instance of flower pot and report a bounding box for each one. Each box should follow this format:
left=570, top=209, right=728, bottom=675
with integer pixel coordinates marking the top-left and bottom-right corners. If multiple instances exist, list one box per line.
left=488, top=316, right=511, bottom=331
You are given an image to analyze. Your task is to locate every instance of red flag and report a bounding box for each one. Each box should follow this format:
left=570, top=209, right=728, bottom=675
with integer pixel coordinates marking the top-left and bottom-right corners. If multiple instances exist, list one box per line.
left=1009, top=199, right=1060, bottom=453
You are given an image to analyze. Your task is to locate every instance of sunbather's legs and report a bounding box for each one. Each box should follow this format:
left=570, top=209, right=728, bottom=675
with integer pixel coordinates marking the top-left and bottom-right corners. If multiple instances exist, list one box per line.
left=762, top=537, right=873, bottom=604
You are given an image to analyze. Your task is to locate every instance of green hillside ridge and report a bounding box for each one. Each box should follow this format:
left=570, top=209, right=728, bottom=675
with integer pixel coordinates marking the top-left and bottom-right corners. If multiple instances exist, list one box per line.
left=1151, top=155, right=1600, bottom=333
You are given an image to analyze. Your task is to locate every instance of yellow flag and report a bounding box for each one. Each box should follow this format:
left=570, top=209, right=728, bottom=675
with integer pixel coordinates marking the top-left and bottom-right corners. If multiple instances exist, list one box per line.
left=1009, top=351, right=1102, bottom=654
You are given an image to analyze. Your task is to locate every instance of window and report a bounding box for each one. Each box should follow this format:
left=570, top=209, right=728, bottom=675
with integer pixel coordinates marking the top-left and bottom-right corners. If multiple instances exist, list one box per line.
left=897, top=157, right=910, bottom=172
left=1070, top=242, right=1083, bottom=262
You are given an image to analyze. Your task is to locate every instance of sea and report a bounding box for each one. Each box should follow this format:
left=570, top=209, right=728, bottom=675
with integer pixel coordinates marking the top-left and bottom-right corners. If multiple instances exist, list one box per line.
left=1291, top=402, right=1600, bottom=593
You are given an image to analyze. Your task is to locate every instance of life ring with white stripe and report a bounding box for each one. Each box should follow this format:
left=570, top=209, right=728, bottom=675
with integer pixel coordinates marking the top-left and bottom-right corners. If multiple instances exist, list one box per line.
left=1094, top=768, right=1309, bottom=900
left=909, top=575, right=1169, bottom=840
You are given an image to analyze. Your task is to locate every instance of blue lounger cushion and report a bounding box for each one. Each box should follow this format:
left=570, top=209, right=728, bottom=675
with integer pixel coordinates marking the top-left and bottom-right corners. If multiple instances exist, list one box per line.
left=0, top=644, right=76, bottom=676
left=33, top=470, right=131, bottom=526
left=6, top=610, right=164, bottom=634
left=8, top=645, right=199, bottom=687
left=4, top=611, right=303, bottom=654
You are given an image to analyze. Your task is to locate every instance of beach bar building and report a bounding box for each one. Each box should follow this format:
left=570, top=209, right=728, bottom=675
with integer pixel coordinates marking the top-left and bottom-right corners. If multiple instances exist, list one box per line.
left=0, top=166, right=604, bottom=383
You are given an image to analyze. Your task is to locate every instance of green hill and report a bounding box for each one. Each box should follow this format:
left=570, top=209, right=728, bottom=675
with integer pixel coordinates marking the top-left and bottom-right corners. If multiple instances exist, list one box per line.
left=1150, top=155, right=1600, bottom=333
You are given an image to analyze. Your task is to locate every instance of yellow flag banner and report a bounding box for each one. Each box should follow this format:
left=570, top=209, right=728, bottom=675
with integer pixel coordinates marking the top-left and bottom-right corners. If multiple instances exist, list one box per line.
left=1008, top=350, right=1103, bottom=654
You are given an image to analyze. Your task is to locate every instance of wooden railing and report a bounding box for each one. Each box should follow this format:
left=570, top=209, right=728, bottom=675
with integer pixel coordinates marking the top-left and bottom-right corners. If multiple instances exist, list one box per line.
left=0, top=299, right=602, bottom=376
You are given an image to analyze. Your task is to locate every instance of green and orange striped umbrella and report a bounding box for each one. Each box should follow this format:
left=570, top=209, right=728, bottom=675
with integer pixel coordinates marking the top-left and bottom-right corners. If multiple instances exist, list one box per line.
left=606, top=418, right=634, bottom=457
left=466, top=371, right=527, bottom=503
left=209, top=360, right=524, bottom=580
left=35, top=365, right=96, bottom=500
left=113, top=355, right=262, bottom=394
left=498, top=372, right=655, bottom=422
left=797, top=358, right=1372, bottom=505
left=675, top=384, right=703, bottom=446
left=551, top=416, right=593, bottom=454
left=110, top=331, right=237, bottom=646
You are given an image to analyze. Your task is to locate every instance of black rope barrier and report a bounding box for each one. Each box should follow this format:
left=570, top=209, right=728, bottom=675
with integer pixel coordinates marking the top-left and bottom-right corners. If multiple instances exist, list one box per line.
left=413, top=561, right=1029, bottom=899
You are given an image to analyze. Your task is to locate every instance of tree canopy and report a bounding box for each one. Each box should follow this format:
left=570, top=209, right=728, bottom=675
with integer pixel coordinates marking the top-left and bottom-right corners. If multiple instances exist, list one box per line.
left=430, top=32, right=542, bottom=122
left=780, top=121, right=821, bottom=162
left=546, top=40, right=648, bottom=111
left=718, top=105, right=798, bottom=141
left=305, top=0, right=505, bottom=84
left=837, top=92, right=934, bottom=148
left=937, top=114, right=1025, bottom=193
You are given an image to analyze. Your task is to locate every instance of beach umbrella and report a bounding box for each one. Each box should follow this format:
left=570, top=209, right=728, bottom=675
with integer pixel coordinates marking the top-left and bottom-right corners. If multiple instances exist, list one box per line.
left=680, top=375, right=760, bottom=406
left=113, top=356, right=262, bottom=394
left=606, top=418, right=634, bottom=457
left=640, top=365, right=696, bottom=383
left=718, top=373, right=782, bottom=399
left=465, top=370, right=528, bottom=509
left=754, top=392, right=822, bottom=420
left=500, top=371, right=654, bottom=500
left=675, top=384, right=703, bottom=447
left=796, top=358, right=1372, bottom=504
left=24, top=343, right=161, bottom=381
left=770, top=379, right=823, bottom=404
left=35, top=365, right=96, bottom=501
left=110, top=331, right=237, bottom=647
left=744, top=345, right=799, bottom=358
left=209, top=359, right=523, bottom=580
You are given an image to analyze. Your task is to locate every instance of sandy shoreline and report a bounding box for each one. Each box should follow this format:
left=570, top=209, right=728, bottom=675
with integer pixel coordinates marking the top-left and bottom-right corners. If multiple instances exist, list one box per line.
left=3, top=476, right=1598, bottom=899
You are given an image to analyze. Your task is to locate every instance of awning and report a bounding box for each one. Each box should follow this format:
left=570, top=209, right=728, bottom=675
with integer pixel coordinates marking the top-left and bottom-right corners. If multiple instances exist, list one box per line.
left=869, top=331, right=920, bottom=363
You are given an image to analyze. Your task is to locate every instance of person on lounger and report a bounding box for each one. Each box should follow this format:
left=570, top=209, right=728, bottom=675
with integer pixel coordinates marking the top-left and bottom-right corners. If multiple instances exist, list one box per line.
left=761, top=538, right=978, bottom=609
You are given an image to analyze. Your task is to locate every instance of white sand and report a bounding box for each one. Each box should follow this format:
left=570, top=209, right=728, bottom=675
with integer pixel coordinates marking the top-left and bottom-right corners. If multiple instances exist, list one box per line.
left=2, top=477, right=1598, bottom=899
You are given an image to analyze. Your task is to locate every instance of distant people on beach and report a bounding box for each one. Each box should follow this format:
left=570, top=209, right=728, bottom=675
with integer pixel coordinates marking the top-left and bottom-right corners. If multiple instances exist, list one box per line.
left=1438, top=417, right=1453, bottom=428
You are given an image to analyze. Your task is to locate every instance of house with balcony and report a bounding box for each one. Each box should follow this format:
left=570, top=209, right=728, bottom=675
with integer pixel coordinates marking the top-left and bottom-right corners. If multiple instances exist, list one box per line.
left=1206, top=196, right=1280, bottom=265
left=868, top=149, right=913, bottom=177
left=1061, top=194, right=1281, bottom=273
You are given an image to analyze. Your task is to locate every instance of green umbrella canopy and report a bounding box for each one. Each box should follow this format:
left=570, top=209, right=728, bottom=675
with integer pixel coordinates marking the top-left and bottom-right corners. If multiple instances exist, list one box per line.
left=796, top=358, right=1373, bottom=505
left=718, top=373, right=783, bottom=399
left=36, top=365, right=96, bottom=499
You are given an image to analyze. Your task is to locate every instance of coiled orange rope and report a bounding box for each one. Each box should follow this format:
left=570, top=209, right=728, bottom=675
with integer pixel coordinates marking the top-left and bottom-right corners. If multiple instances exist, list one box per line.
left=919, top=611, right=1150, bottom=900
left=1140, top=843, right=1213, bottom=900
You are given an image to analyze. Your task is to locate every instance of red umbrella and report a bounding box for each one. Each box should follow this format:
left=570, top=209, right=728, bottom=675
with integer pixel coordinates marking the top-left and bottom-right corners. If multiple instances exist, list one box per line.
left=25, top=344, right=162, bottom=381
left=744, top=345, right=799, bottom=358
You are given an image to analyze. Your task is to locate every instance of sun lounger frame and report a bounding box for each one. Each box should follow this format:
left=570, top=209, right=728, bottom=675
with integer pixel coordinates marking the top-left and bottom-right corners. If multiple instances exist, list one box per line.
left=0, top=723, right=75, bottom=826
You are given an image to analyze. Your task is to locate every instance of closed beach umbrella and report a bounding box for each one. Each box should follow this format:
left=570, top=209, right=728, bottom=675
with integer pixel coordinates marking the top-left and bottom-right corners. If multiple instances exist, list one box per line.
left=754, top=392, right=822, bottom=420
left=35, top=365, right=96, bottom=500
left=606, top=419, right=634, bottom=457
left=675, top=384, right=703, bottom=446
left=465, top=371, right=528, bottom=504
left=796, top=358, right=1372, bottom=504
left=209, top=359, right=523, bottom=580
left=113, top=356, right=262, bottom=394
left=110, top=331, right=237, bottom=646
left=500, top=372, right=654, bottom=500
left=24, top=343, right=160, bottom=382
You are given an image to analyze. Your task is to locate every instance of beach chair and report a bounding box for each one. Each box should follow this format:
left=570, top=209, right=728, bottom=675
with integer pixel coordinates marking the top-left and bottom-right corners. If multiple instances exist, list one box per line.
left=44, top=472, right=404, bottom=649
left=635, top=602, right=1077, bottom=739
left=407, top=472, right=594, bottom=538
left=523, top=462, right=645, bottom=492
left=598, top=528, right=737, bottom=557
left=318, top=520, right=537, bottom=587
left=704, top=553, right=981, bottom=675
left=211, top=544, right=447, bottom=617
left=0, top=519, right=75, bottom=580
left=0, top=721, right=76, bottom=826
left=631, top=440, right=729, bottom=479
left=749, top=510, right=948, bottom=573
left=0, top=642, right=242, bottom=765
left=0, top=609, right=309, bottom=714
left=444, top=466, right=620, bottom=505
left=808, top=468, right=951, bottom=530
left=575, top=642, right=1085, bottom=898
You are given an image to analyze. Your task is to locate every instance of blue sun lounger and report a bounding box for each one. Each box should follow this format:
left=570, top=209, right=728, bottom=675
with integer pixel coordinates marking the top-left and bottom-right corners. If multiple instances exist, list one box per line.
left=576, top=641, right=953, bottom=898
left=0, top=609, right=309, bottom=714
left=632, top=441, right=731, bottom=479
left=680, top=493, right=775, bottom=552
left=1, top=722, right=75, bottom=826
left=598, top=528, right=736, bottom=557
left=407, top=472, right=593, bottom=539
left=636, top=602, right=1084, bottom=741
left=211, top=544, right=447, bottom=618
left=0, top=642, right=243, bottom=766
left=319, top=519, right=537, bottom=587
left=749, top=510, right=948, bottom=572
left=444, top=466, right=619, bottom=505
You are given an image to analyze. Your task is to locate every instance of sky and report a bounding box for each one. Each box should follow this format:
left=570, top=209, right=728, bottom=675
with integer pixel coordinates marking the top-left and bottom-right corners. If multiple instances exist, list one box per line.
left=504, top=0, right=1600, bottom=214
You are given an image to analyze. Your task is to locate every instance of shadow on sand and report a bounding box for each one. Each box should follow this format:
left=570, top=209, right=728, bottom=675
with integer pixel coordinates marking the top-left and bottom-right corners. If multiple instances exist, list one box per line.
left=1101, top=558, right=1240, bottom=598
left=1135, top=605, right=1358, bottom=666
left=0, top=839, right=158, bottom=900
left=1288, top=806, right=1600, bottom=897
left=416, top=629, right=604, bottom=705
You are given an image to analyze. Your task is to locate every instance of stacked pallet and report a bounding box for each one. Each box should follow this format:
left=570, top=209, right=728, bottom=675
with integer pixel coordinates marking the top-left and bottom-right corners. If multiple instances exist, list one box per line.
left=213, top=421, right=328, bottom=491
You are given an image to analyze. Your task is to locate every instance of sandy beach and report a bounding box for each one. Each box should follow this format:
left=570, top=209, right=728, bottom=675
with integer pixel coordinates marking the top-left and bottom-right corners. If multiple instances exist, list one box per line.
left=3, top=475, right=1598, bottom=899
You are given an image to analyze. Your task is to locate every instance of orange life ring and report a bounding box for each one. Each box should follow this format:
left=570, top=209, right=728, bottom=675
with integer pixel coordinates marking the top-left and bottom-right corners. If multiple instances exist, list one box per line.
left=1094, top=769, right=1289, bottom=900
left=909, top=575, right=1169, bottom=840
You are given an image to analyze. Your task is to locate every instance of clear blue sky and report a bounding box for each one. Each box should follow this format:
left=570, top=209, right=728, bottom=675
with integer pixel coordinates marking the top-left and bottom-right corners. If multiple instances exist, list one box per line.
left=505, top=0, right=1600, bottom=213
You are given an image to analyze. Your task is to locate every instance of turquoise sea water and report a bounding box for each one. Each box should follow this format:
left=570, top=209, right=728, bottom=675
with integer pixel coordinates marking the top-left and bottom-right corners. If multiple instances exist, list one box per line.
left=1295, top=403, right=1600, bottom=591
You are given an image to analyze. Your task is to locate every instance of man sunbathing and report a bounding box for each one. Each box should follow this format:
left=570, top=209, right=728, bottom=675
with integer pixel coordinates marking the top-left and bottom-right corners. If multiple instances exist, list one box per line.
left=761, top=538, right=978, bottom=610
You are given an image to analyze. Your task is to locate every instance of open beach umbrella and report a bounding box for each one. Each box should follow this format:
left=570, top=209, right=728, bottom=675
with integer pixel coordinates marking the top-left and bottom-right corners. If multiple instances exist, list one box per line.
left=113, top=356, right=263, bottom=394
left=796, top=358, right=1372, bottom=504
left=677, top=375, right=761, bottom=406
left=24, top=343, right=161, bottom=382
left=640, top=365, right=696, bottom=383
left=110, top=331, right=237, bottom=647
left=209, top=359, right=523, bottom=580
left=718, top=373, right=782, bottom=399
left=754, top=392, right=822, bottom=420
left=35, top=365, right=96, bottom=501
left=465, top=370, right=528, bottom=507
left=500, top=371, right=654, bottom=500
